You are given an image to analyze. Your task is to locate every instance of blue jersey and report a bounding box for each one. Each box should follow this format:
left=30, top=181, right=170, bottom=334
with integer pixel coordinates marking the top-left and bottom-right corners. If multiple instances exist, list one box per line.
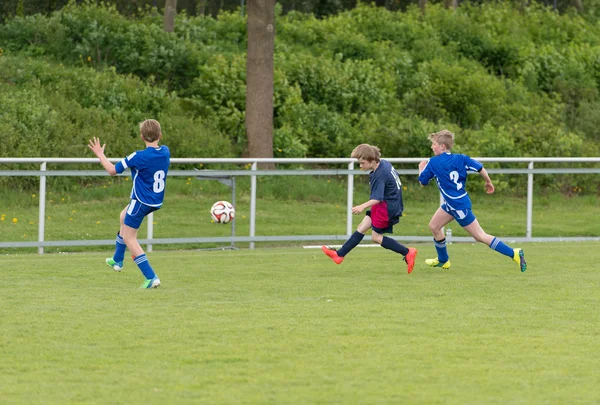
left=418, top=152, right=483, bottom=210
left=369, top=159, right=404, bottom=218
left=115, top=146, right=170, bottom=207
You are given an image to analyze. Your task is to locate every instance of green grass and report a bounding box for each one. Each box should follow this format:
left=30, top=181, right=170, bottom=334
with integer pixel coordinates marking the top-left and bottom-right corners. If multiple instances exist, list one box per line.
left=1, top=243, right=599, bottom=404
left=1, top=177, right=598, bottom=254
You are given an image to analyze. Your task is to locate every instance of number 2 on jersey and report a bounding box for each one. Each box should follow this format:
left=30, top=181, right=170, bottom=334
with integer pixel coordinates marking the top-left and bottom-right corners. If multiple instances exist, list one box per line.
left=449, top=171, right=463, bottom=190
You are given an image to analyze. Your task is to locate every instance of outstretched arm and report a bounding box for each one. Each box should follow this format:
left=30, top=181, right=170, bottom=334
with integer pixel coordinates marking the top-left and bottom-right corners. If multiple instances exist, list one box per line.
left=88, top=137, right=117, bottom=176
left=352, top=199, right=380, bottom=215
left=479, top=168, right=495, bottom=194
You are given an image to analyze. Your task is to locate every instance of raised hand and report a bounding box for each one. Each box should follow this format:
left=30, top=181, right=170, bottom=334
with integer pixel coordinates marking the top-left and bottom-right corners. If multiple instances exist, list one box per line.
left=87, top=137, right=106, bottom=157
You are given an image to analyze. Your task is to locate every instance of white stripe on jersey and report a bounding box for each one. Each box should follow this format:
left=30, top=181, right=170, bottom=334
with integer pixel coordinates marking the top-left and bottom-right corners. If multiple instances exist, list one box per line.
left=121, top=152, right=136, bottom=170
left=436, top=177, right=468, bottom=200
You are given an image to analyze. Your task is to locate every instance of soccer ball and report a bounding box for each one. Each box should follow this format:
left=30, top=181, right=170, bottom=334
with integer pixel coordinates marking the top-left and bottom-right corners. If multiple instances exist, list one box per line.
left=210, top=200, right=235, bottom=224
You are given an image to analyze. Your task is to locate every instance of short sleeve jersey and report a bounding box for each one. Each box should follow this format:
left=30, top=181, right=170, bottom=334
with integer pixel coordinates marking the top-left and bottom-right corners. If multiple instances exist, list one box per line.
left=418, top=152, right=483, bottom=210
left=115, top=145, right=171, bottom=207
left=369, top=159, right=404, bottom=218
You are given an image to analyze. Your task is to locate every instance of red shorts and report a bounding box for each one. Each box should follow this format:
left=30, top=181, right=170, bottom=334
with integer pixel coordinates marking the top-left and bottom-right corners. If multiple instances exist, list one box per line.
left=368, top=202, right=399, bottom=234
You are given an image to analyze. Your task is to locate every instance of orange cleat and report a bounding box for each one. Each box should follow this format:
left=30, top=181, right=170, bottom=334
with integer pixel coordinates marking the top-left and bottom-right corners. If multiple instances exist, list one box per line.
left=404, top=248, right=418, bottom=274
left=321, top=246, right=344, bottom=264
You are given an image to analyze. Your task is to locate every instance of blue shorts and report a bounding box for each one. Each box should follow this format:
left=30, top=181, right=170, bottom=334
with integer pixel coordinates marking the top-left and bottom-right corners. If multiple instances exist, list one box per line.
left=441, top=202, right=476, bottom=227
left=124, top=199, right=159, bottom=229
left=366, top=210, right=399, bottom=234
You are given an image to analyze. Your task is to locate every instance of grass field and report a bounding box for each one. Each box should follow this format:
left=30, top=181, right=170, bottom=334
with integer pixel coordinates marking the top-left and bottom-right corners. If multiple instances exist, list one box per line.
left=2, top=242, right=600, bottom=404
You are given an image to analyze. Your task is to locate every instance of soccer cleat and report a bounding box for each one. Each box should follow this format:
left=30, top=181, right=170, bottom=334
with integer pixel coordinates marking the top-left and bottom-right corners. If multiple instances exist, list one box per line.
left=425, top=258, right=451, bottom=269
left=513, top=248, right=527, bottom=272
left=404, top=248, right=418, bottom=274
left=105, top=258, right=123, bottom=272
left=321, top=246, right=344, bottom=264
left=140, top=277, right=161, bottom=289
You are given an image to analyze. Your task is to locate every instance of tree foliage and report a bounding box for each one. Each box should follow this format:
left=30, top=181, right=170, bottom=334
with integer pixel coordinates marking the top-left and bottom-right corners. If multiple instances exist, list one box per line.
left=1, top=1, right=599, bottom=174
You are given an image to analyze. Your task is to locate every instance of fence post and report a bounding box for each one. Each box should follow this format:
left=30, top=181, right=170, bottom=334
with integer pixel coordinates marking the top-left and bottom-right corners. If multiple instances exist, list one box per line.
left=526, top=161, right=534, bottom=240
left=250, top=162, right=257, bottom=249
left=346, top=161, right=354, bottom=236
left=38, top=162, right=47, bottom=255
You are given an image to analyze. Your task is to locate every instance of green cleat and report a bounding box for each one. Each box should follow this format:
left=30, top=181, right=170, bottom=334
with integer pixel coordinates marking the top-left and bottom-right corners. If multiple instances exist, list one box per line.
left=425, top=258, right=451, bottom=269
left=140, top=277, right=161, bottom=289
left=513, top=248, right=527, bottom=272
left=105, top=258, right=123, bottom=272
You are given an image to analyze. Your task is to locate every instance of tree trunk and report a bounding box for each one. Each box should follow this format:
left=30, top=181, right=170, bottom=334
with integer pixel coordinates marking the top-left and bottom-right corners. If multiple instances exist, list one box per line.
left=572, top=0, right=583, bottom=12
left=418, top=0, right=427, bottom=14
left=246, top=0, right=275, bottom=165
left=518, top=0, right=529, bottom=12
left=197, top=0, right=206, bottom=15
left=444, top=0, right=458, bottom=9
left=164, top=0, right=177, bottom=32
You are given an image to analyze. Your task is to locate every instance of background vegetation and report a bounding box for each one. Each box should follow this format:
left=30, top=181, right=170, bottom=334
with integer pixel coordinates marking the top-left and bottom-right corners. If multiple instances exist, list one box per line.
left=1, top=1, right=599, bottom=193
left=3, top=0, right=600, bottom=20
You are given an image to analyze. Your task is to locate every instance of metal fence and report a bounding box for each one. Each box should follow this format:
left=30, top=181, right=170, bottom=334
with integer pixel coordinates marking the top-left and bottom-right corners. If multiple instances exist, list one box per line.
left=1, top=157, right=600, bottom=253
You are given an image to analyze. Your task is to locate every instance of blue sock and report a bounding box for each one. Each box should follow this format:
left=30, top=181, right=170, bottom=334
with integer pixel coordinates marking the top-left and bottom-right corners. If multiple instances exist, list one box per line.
left=381, top=236, right=409, bottom=256
left=134, top=254, right=156, bottom=280
left=337, top=231, right=365, bottom=257
left=434, top=238, right=449, bottom=263
left=113, top=232, right=126, bottom=263
left=489, top=237, right=514, bottom=258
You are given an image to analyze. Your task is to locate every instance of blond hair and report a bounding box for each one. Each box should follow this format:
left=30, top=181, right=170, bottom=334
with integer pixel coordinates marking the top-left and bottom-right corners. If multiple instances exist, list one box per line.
left=351, top=144, right=381, bottom=162
left=139, top=119, right=162, bottom=142
left=428, top=129, right=454, bottom=150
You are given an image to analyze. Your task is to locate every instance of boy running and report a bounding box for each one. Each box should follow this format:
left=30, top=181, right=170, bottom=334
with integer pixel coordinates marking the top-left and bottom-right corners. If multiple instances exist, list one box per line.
left=418, top=129, right=526, bottom=272
left=322, top=144, right=418, bottom=273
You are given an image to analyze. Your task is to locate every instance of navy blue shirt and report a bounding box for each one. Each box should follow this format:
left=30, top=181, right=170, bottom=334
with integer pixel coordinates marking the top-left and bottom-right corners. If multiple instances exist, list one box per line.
left=115, top=145, right=171, bottom=207
left=418, top=152, right=483, bottom=210
left=369, top=159, right=404, bottom=219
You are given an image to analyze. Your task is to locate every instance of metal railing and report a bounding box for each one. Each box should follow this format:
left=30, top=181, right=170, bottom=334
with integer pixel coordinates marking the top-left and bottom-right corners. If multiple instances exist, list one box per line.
left=1, top=157, right=600, bottom=253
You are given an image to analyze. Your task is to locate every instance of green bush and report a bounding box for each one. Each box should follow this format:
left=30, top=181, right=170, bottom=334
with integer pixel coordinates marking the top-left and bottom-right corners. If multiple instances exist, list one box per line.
left=281, top=52, right=397, bottom=116
left=0, top=55, right=231, bottom=189
left=403, top=58, right=507, bottom=129
left=1, top=1, right=600, bottom=195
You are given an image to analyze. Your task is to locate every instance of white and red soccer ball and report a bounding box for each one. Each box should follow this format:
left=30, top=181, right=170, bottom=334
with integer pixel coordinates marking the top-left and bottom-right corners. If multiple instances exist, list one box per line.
left=210, top=201, right=235, bottom=224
